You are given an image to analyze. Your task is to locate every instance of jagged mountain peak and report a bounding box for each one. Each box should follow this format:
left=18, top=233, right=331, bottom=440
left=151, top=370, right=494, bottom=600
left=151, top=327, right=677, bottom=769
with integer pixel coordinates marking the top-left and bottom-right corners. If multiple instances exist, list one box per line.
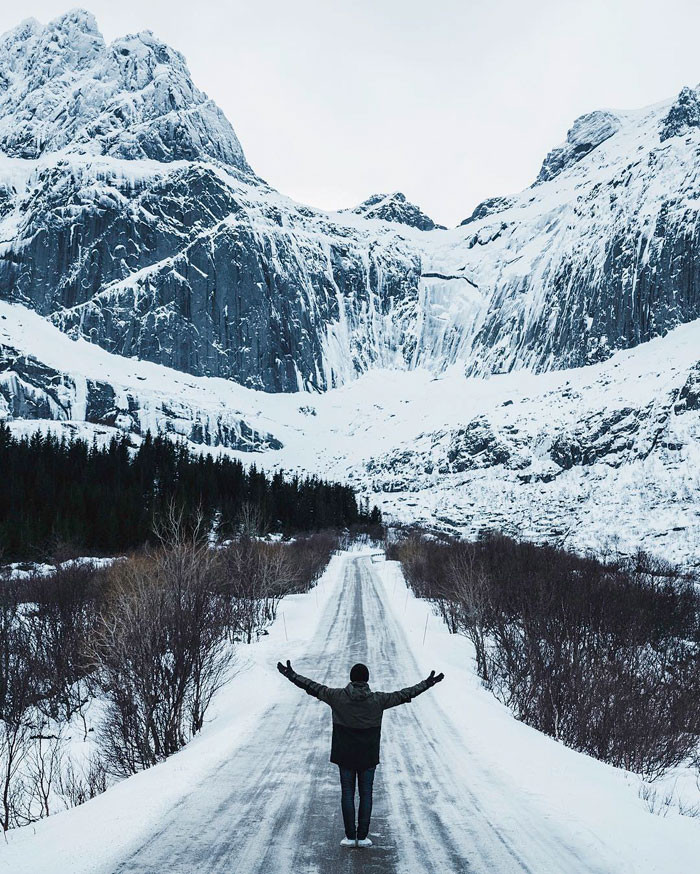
left=660, top=84, right=700, bottom=141
left=345, top=191, right=445, bottom=231
left=0, top=8, right=104, bottom=78
left=0, top=8, right=250, bottom=171
left=536, top=109, right=622, bottom=183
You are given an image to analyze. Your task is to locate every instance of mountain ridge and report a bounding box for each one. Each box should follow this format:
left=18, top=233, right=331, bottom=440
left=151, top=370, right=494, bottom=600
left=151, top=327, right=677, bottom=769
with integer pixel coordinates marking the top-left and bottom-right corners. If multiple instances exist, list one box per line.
left=1, top=10, right=699, bottom=392
left=1, top=9, right=699, bottom=562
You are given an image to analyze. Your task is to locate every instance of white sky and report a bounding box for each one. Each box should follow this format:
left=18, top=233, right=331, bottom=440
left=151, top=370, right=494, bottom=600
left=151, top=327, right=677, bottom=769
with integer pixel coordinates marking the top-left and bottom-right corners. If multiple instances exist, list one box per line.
left=4, top=1, right=700, bottom=226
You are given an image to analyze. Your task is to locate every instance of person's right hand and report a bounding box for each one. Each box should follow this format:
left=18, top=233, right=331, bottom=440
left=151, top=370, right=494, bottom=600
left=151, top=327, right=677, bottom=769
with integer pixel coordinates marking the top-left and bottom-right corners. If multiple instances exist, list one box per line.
left=426, top=670, right=445, bottom=687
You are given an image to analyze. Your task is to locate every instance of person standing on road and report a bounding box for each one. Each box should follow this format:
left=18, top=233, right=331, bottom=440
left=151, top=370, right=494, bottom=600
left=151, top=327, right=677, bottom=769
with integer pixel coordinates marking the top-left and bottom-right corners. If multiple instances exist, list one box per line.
left=276, top=660, right=445, bottom=848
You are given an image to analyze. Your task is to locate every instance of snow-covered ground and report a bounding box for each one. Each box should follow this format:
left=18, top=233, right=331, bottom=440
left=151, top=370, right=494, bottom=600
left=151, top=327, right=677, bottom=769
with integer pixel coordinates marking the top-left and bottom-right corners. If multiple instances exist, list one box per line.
left=2, top=298, right=700, bottom=565
left=3, top=550, right=697, bottom=873
left=1, top=555, right=118, bottom=581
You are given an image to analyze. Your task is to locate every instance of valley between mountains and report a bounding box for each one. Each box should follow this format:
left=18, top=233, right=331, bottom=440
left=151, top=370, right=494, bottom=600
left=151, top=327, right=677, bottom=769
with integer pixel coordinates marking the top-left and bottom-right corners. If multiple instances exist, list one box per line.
left=1, top=8, right=700, bottom=562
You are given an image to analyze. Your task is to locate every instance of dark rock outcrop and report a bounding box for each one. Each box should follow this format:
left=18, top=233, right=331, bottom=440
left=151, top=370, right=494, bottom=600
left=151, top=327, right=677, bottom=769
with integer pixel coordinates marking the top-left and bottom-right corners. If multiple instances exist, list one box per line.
left=460, top=196, right=515, bottom=226
left=346, top=192, right=445, bottom=231
left=660, top=86, right=700, bottom=142
left=536, top=111, right=621, bottom=183
left=674, top=363, right=700, bottom=413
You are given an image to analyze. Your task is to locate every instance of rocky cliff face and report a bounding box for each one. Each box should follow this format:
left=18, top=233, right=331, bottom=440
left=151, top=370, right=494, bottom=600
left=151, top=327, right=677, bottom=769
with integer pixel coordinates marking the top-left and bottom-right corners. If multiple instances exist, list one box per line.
left=1, top=10, right=700, bottom=398
left=0, top=154, right=424, bottom=390
left=0, top=305, right=282, bottom=452
left=454, top=91, right=700, bottom=376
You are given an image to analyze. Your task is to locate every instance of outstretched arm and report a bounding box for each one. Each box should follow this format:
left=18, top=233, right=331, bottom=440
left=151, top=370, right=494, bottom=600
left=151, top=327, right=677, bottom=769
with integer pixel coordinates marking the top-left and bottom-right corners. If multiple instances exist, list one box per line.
left=377, top=670, right=445, bottom=710
left=277, top=659, right=336, bottom=704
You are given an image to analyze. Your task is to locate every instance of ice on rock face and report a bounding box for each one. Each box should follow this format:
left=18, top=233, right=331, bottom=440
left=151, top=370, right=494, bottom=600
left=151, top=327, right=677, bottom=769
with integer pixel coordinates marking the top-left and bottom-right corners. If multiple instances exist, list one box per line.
left=536, top=110, right=622, bottom=182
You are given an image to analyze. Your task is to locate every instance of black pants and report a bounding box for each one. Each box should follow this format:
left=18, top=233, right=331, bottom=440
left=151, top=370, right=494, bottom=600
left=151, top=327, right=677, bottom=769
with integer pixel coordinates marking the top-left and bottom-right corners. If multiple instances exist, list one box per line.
left=338, top=766, right=376, bottom=840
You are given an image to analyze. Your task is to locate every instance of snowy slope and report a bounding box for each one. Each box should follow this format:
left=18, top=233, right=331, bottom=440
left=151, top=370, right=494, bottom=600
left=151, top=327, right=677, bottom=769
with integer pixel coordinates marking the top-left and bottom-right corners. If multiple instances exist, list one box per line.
left=2, top=553, right=698, bottom=873
left=3, top=299, right=699, bottom=566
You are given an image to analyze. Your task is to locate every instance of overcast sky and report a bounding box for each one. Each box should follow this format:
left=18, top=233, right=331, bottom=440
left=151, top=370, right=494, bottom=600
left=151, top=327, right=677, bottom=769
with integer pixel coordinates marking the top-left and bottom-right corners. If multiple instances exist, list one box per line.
left=4, top=1, right=700, bottom=225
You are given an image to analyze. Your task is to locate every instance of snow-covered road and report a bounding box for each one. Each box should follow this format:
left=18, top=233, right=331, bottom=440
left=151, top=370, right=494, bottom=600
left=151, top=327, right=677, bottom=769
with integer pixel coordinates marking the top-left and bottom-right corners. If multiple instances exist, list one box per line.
left=111, top=556, right=608, bottom=873
left=4, top=552, right=698, bottom=873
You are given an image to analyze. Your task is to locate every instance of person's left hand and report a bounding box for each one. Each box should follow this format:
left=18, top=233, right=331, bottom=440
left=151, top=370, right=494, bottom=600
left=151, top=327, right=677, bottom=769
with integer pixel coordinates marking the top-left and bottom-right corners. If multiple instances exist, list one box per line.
left=426, top=670, right=445, bottom=686
left=277, top=659, right=294, bottom=678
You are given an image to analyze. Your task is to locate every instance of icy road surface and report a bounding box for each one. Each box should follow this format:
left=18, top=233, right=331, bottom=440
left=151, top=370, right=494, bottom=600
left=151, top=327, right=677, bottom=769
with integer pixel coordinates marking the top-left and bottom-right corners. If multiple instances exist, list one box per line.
left=113, top=556, right=607, bottom=874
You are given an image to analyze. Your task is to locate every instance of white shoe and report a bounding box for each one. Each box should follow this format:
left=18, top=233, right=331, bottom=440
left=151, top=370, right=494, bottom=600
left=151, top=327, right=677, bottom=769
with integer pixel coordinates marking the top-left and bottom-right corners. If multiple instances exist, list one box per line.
left=357, top=838, right=373, bottom=847
left=340, top=837, right=357, bottom=847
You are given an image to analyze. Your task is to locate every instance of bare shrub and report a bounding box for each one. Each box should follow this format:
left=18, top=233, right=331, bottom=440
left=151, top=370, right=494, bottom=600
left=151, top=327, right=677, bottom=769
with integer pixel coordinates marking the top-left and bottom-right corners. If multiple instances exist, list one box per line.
left=392, top=531, right=700, bottom=780
left=20, top=728, right=64, bottom=823
left=216, top=531, right=338, bottom=643
left=24, top=563, right=105, bottom=725
left=0, top=592, right=39, bottom=831
left=89, top=511, right=235, bottom=777
left=638, top=782, right=675, bottom=817
left=216, top=538, right=289, bottom=643
left=284, top=532, right=339, bottom=593
left=237, top=502, right=269, bottom=538
left=58, top=754, right=108, bottom=810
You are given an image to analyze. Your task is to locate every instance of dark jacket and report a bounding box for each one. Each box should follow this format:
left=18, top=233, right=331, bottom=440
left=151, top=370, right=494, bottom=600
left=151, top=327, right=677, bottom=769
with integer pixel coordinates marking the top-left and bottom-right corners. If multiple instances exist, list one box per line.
left=290, top=672, right=431, bottom=771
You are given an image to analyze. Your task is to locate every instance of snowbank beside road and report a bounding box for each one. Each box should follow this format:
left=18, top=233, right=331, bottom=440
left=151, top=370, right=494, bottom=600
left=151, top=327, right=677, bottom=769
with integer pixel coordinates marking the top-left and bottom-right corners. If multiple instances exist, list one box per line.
left=374, top=558, right=700, bottom=874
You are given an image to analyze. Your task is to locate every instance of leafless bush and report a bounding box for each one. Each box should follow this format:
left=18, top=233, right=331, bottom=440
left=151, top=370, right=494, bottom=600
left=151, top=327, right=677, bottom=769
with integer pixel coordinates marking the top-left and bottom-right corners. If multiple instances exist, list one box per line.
left=0, top=593, right=38, bottom=831
left=24, top=563, right=105, bottom=725
left=0, top=565, right=111, bottom=830
left=392, top=531, right=700, bottom=780
left=284, top=532, right=339, bottom=593
left=18, top=728, right=65, bottom=823
left=216, top=538, right=291, bottom=643
left=677, top=796, right=700, bottom=818
left=89, top=510, right=235, bottom=777
left=58, top=754, right=108, bottom=810
left=237, top=502, right=269, bottom=538
left=215, top=531, right=338, bottom=643
left=638, top=782, right=675, bottom=816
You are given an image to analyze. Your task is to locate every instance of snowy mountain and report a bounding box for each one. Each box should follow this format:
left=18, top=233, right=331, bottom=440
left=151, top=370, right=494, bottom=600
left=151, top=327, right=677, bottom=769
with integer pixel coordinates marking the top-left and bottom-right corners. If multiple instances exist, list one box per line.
left=2, top=299, right=699, bottom=565
left=1, top=9, right=699, bottom=563
left=344, top=191, right=445, bottom=230
left=2, top=10, right=700, bottom=392
left=0, top=10, right=249, bottom=168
